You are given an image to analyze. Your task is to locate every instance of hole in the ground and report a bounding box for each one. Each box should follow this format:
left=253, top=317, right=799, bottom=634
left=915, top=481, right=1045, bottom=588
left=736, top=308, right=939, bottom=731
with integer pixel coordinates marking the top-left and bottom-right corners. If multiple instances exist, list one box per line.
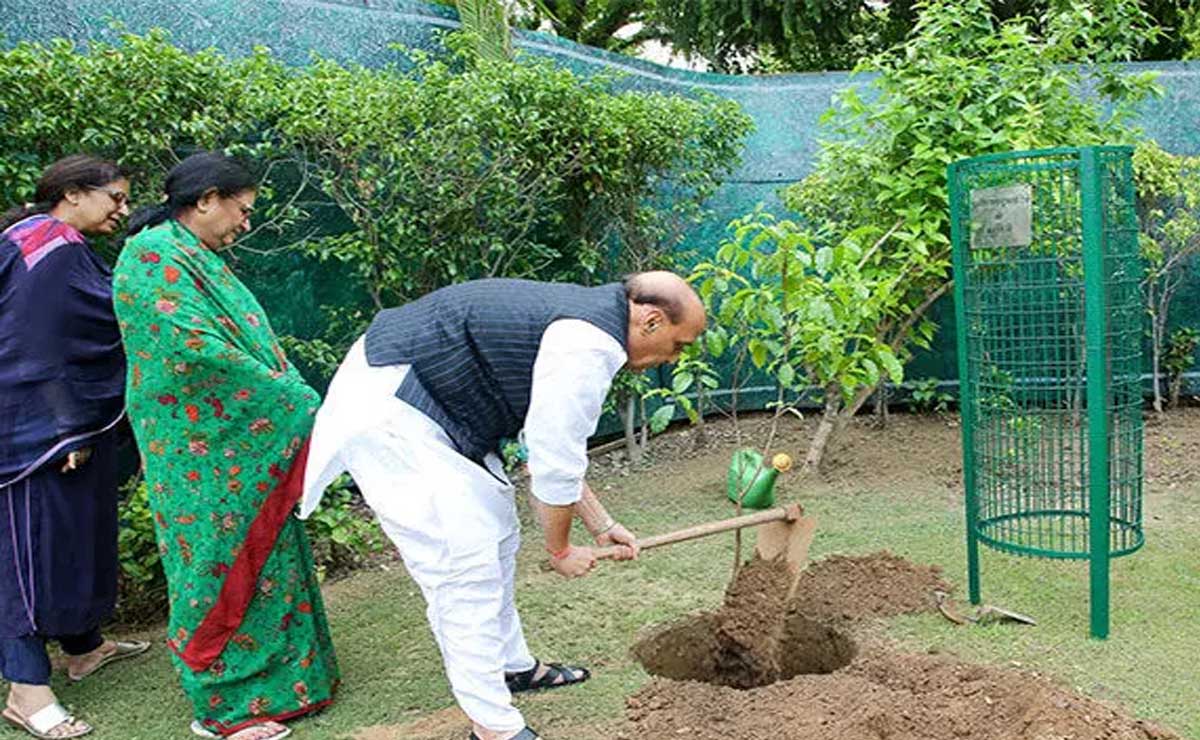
left=633, top=609, right=857, bottom=690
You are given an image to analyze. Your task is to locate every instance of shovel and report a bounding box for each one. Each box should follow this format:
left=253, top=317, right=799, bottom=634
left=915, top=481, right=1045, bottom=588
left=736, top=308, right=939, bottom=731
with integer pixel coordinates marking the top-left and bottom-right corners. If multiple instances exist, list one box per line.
left=595, top=503, right=818, bottom=593
left=934, top=590, right=1037, bottom=626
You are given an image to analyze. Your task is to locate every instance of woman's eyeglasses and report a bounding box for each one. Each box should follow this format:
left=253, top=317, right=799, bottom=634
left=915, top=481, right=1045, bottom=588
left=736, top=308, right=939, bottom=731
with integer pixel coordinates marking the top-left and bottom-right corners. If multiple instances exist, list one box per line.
left=89, top=186, right=129, bottom=207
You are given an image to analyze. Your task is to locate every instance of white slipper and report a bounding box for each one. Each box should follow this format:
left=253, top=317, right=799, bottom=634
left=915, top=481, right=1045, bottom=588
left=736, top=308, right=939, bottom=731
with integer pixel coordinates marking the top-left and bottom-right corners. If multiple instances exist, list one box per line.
left=2, top=702, right=92, bottom=739
left=229, top=722, right=292, bottom=740
left=191, top=720, right=293, bottom=740
left=191, top=720, right=219, bottom=738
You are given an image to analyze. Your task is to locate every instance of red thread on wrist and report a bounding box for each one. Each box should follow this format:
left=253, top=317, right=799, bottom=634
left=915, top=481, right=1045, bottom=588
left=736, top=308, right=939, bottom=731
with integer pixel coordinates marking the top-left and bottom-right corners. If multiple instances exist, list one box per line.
left=547, top=544, right=572, bottom=560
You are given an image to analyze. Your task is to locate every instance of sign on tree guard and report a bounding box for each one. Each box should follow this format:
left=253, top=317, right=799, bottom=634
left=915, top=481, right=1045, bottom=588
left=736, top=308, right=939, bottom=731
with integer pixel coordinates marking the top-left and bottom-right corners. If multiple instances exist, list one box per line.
left=970, top=184, right=1032, bottom=249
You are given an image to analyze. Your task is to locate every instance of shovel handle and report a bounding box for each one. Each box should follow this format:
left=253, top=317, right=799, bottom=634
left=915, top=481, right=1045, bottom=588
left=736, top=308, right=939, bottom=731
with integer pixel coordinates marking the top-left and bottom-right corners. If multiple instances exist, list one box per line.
left=594, top=503, right=801, bottom=561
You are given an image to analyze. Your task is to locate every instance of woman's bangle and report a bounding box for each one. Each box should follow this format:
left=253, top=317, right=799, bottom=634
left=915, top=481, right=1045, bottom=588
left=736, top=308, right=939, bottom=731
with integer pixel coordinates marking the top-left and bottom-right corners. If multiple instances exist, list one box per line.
left=547, top=544, right=572, bottom=560
left=596, top=518, right=617, bottom=536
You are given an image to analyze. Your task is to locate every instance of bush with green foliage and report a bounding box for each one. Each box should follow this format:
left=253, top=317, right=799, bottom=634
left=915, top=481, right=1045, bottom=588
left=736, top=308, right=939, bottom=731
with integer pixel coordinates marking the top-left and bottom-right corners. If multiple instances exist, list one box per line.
left=115, top=479, right=167, bottom=624
left=1163, top=327, right=1200, bottom=409
left=778, top=0, right=1159, bottom=449
left=272, top=44, right=751, bottom=312
left=115, top=474, right=386, bottom=620
left=0, top=30, right=286, bottom=206
left=1134, top=140, right=1200, bottom=414
left=653, top=0, right=1188, bottom=74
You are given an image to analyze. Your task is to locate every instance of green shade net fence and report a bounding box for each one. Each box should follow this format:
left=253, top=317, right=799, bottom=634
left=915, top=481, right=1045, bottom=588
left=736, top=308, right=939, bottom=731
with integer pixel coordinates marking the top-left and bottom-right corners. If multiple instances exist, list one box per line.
left=949, top=146, right=1144, bottom=639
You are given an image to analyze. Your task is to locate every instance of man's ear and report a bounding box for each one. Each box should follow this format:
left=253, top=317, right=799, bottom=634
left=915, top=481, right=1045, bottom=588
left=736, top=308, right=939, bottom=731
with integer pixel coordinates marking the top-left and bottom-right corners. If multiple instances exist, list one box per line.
left=640, top=305, right=664, bottom=335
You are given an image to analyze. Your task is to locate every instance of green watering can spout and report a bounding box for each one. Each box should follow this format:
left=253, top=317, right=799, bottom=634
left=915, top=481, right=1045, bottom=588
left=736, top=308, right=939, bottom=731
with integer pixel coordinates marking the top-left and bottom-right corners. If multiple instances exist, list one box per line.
left=727, top=448, right=780, bottom=510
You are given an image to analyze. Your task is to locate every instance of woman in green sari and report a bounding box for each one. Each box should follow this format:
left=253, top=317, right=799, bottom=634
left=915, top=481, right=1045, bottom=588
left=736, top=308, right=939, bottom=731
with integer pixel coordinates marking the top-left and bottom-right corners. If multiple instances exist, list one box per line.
left=113, top=153, right=339, bottom=740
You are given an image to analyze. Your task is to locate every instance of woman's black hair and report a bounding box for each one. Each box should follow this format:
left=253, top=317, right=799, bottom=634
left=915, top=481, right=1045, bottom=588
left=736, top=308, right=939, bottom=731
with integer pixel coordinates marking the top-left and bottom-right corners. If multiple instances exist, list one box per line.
left=126, top=151, right=256, bottom=237
left=1, top=155, right=126, bottom=232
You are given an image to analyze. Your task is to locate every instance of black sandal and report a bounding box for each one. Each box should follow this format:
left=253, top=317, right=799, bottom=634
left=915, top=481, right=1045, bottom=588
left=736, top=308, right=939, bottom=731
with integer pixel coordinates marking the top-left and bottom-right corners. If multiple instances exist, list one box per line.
left=505, top=659, right=591, bottom=694
left=468, top=727, right=540, bottom=739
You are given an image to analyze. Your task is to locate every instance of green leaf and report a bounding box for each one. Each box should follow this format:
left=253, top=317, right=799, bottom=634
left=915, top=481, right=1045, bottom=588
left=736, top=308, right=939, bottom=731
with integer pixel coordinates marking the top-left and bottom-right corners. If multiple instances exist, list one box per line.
left=878, top=349, right=904, bottom=384
left=706, top=329, right=728, bottom=358
left=749, top=339, right=768, bottom=368
left=777, top=363, right=796, bottom=388
left=672, top=372, right=695, bottom=395
left=649, top=404, right=675, bottom=434
left=814, top=246, right=834, bottom=274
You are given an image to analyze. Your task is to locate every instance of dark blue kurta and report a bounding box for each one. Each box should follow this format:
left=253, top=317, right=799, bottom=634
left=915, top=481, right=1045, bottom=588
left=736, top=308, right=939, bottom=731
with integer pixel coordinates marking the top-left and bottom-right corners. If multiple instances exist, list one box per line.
left=0, top=215, right=125, bottom=639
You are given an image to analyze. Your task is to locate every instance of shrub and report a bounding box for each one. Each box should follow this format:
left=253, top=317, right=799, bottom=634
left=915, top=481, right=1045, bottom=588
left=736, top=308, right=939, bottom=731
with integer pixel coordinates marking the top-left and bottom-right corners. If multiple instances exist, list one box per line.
left=272, top=45, right=752, bottom=312
left=773, top=0, right=1159, bottom=460
left=115, top=478, right=168, bottom=623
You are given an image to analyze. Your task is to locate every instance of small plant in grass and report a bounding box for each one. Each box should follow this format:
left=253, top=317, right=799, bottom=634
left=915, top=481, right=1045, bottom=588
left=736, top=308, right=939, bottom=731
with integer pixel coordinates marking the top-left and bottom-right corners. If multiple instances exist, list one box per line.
left=116, top=477, right=167, bottom=623
left=604, top=369, right=654, bottom=463
left=303, top=475, right=388, bottom=581
left=650, top=343, right=722, bottom=447
left=1163, top=327, right=1200, bottom=410
left=909, top=378, right=953, bottom=415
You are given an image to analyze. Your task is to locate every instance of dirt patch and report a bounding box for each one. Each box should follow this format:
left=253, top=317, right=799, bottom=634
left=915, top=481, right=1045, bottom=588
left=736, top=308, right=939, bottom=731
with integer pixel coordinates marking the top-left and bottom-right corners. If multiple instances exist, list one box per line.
left=588, top=408, right=1200, bottom=496
left=791, top=551, right=951, bottom=623
left=635, top=557, right=859, bottom=690
left=624, top=649, right=1179, bottom=740
left=353, top=706, right=467, bottom=740
left=625, top=551, right=1181, bottom=740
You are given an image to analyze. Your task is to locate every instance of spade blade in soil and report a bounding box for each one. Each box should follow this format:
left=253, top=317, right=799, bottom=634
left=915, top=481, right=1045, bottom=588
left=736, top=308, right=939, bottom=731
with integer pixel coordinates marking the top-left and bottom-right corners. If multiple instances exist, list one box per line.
left=755, top=513, right=817, bottom=596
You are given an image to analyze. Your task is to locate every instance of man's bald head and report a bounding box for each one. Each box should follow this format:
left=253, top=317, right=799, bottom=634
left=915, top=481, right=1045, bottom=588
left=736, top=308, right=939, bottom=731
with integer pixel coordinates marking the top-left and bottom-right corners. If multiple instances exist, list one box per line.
left=623, top=271, right=707, bottom=371
left=624, top=271, right=705, bottom=324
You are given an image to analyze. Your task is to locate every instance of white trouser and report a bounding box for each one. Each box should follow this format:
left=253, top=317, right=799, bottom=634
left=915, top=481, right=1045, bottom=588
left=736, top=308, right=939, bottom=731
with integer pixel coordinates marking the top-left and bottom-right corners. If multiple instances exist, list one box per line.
left=302, top=337, right=535, bottom=732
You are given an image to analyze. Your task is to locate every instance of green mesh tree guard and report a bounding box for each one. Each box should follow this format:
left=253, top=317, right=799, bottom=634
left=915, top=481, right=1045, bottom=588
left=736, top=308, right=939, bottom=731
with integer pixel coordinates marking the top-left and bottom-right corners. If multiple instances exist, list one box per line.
left=948, top=146, right=1144, bottom=639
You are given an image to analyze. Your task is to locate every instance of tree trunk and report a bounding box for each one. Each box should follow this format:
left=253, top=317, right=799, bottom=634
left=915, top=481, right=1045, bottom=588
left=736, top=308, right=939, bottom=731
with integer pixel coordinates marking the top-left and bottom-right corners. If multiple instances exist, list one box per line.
left=639, top=396, right=649, bottom=450
left=1152, top=313, right=1165, bottom=415
left=693, top=387, right=709, bottom=449
left=873, top=384, right=889, bottom=427
left=730, top=362, right=741, bottom=439
left=620, top=395, right=642, bottom=463
left=1169, top=374, right=1184, bottom=409
left=804, top=385, right=841, bottom=474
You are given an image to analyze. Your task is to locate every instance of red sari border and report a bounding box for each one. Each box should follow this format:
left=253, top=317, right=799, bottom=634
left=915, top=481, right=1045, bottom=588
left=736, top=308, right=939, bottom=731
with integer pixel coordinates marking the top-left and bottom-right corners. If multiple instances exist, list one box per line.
left=177, top=440, right=312, bottom=673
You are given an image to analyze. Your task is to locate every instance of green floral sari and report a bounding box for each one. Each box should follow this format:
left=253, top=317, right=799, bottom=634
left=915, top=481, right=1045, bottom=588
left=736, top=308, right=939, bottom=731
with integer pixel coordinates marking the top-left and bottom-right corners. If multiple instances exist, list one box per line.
left=113, top=220, right=339, bottom=735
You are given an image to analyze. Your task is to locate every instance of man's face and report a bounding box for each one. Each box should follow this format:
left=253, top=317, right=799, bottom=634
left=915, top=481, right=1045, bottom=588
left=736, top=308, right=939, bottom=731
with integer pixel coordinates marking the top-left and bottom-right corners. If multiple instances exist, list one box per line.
left=626, top=307, right=706, bottom=372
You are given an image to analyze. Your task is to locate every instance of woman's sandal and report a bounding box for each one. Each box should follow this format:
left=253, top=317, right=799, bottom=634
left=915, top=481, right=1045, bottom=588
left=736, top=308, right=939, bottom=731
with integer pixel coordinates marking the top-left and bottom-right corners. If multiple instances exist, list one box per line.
left=468, top=727, right=540, bottom=740
left=191, top=720, right=291, bottom=740
left=67, top=640, right=151, bottom=682
left=504, top=660, right=590, bottom=694
left=2, top=703, right=92, bottom=739
left=191, top=720, right=219, bottom=738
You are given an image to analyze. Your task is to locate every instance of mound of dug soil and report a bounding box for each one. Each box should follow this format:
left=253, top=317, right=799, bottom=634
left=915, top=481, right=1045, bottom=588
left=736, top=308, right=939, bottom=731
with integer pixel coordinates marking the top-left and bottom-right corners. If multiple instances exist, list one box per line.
left=626, top=552, right=1180, bottom=740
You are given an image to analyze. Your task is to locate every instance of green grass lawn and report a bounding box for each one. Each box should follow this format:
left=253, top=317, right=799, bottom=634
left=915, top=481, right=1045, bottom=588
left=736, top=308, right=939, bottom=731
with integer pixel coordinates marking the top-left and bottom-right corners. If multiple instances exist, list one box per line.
left=28, top=419, right=1200, bottom=740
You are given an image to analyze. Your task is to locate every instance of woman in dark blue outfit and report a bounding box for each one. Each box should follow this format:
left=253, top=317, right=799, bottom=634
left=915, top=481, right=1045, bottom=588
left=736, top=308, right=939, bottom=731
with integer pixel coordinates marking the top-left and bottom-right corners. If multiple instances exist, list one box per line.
left=0, top=156, right=149, bottom=739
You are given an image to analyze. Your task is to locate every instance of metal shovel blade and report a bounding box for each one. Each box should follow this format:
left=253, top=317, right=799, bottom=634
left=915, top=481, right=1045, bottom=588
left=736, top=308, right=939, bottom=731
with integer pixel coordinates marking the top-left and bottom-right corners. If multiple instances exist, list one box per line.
left=755, top=512, right=817, bottom=597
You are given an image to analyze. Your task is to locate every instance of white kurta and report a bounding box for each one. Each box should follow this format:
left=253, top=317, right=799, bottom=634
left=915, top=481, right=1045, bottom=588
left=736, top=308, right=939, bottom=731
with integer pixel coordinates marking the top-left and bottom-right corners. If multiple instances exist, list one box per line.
left=300, top=320, right=626, bottom=731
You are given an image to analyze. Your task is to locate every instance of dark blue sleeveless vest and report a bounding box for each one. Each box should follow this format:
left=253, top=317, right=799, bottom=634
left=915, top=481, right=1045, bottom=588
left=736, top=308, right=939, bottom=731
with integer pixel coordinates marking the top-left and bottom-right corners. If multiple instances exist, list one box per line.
left=364, top=279, right=629, bottom=464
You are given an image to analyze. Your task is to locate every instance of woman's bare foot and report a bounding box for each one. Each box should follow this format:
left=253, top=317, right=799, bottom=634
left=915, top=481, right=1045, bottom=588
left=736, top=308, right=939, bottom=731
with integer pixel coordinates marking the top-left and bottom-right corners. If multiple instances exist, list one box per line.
left=64, top=641, right=117, bottom=680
